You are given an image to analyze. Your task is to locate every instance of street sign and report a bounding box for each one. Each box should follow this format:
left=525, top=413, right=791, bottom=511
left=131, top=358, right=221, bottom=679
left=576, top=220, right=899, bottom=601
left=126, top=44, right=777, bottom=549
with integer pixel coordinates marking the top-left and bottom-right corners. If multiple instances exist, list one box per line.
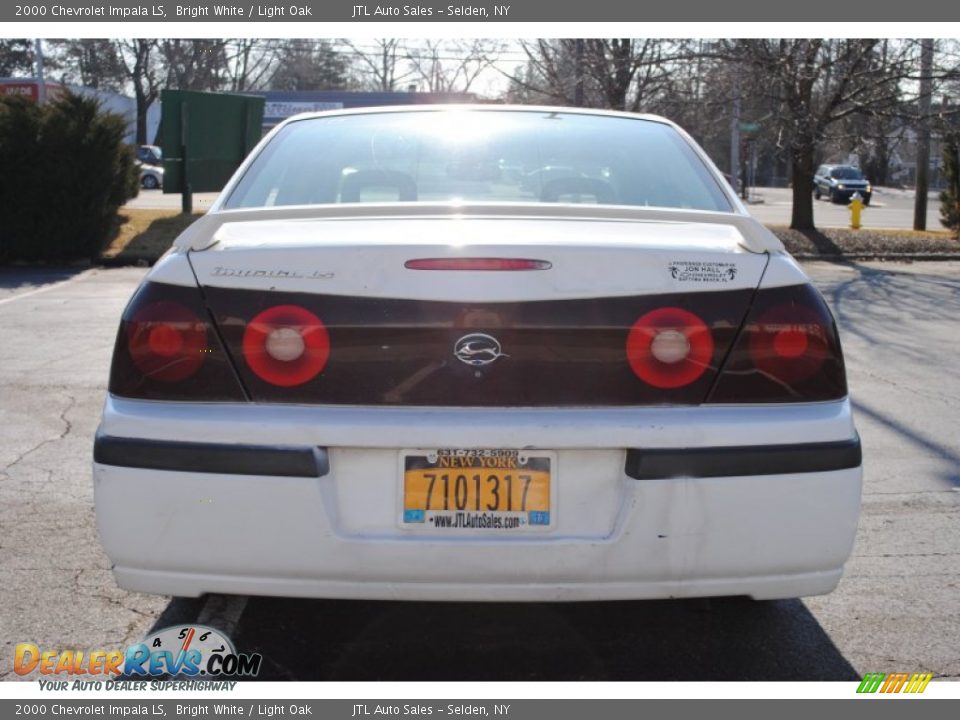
left=738, top=122, right=760, bottom=133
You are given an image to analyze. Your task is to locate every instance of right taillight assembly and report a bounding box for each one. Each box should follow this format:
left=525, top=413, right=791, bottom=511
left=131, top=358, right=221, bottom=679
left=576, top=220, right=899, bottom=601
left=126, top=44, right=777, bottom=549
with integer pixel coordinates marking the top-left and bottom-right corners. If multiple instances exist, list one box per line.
left=707, top=283, right=847, bottom=403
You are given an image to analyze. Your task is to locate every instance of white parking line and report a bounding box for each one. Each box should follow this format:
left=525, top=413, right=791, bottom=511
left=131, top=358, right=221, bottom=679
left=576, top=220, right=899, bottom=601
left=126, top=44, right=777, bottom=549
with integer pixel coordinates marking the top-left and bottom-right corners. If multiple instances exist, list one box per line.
left=0, top=270, right=93, bottom=307
left=195, top=594, right=249, bottom=638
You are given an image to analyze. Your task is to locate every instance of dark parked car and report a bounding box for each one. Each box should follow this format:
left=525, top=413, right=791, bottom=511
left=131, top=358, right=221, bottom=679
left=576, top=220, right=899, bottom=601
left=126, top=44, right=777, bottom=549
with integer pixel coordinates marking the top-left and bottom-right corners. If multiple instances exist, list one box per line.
left=814, top=164, right=872, bottom=205
left=137, top=145, right=162, bottom=167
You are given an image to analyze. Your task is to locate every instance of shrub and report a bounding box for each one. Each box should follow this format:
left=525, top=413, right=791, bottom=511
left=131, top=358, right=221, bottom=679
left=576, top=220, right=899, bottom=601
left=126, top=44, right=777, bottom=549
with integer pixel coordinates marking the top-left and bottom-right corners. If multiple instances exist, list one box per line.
left=0, top=92, right=139, bottom=263
left=940, top=132, right=960, bottom=237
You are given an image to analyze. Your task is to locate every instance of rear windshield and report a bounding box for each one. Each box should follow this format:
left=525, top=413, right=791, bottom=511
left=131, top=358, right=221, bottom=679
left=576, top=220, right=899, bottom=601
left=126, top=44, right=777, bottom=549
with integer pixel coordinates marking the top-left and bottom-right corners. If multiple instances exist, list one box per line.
left=224, top=110, right=733, bottom=213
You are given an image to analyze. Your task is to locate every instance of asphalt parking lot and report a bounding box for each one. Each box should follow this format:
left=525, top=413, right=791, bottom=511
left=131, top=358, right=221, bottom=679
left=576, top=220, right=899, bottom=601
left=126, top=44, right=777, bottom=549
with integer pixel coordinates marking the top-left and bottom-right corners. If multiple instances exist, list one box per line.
left=744, top=186, right=944, bottom=230
left=0, top=261, right=958, bottom=681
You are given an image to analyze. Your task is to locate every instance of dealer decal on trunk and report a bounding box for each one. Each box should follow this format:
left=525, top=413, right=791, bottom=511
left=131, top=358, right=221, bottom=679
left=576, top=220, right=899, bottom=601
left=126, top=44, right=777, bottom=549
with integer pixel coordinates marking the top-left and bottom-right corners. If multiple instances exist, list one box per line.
left=668, top=261, right=738, bottom=283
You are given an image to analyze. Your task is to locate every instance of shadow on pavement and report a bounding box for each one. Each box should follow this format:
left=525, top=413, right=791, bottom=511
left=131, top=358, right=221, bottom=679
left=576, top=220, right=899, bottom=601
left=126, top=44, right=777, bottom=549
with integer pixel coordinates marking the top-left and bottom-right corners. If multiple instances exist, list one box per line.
left=221, top=596, right=858, bottom=681
left=853, top=398, right=960, bottom=488
left=0, top=267, right=84, bottom=292
left=819, top=261, right=960, bottom=488
left=825, top=261, right=960, bottom=366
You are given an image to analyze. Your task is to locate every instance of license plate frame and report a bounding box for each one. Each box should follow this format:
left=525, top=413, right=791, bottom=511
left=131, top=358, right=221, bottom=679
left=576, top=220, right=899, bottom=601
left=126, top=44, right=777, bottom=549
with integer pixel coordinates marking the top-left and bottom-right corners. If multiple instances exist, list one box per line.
left=398, top=449, right=557, bottom=533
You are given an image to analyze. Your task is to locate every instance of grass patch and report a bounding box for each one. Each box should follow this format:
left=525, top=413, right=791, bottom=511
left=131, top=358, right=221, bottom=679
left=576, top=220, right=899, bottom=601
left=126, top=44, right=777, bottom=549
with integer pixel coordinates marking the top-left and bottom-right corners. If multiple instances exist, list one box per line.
left=769, top=226, right=960, bottom=259
left=100, top=209, right=202, bottom=265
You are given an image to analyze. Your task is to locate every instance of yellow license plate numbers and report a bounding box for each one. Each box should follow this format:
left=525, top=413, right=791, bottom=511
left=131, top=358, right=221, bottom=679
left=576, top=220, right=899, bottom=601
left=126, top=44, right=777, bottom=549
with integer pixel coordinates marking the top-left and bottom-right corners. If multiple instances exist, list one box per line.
left=402, top=450, right=552, bottom=531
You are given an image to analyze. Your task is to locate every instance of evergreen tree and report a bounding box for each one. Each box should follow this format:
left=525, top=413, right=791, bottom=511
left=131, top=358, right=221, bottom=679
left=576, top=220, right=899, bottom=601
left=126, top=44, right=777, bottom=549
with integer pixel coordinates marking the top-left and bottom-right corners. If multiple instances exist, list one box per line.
left=269, top=40, right=349, bottom=91
left=0, top=39, right=33, bottom=77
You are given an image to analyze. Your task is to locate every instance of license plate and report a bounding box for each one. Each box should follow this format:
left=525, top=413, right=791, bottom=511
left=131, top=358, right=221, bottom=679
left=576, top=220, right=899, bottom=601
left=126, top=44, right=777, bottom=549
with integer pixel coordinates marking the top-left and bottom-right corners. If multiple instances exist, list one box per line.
left=400, top=449, right=554, bottom=532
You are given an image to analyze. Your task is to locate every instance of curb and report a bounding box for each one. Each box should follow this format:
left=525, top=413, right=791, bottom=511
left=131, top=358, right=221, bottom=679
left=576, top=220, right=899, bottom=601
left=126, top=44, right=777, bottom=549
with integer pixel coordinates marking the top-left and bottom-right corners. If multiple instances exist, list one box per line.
left=97, top=256, right=154, bottom=268
left=794, top=253, right=960, bottom=262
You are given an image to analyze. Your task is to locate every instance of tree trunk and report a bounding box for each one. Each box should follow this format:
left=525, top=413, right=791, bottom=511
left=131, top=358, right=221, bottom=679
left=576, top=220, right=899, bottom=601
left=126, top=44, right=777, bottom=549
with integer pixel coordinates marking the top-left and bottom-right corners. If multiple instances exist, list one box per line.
left=133, top=85, right=152, bottom=145
left=790, top=144, right=817, bottom=230
left=135, top=91, right=147, bottom=145
left=913, top=38, right=934, bottom=231
left=871, top=138, right=890, bottom=187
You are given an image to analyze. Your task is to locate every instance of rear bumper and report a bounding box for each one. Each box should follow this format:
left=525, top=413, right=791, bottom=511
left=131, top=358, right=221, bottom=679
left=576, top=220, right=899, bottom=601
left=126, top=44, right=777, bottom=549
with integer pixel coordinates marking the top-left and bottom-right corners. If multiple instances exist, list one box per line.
left=94, top=396, right=862, bottom=601
left=94, top=433, right=860, bottom=480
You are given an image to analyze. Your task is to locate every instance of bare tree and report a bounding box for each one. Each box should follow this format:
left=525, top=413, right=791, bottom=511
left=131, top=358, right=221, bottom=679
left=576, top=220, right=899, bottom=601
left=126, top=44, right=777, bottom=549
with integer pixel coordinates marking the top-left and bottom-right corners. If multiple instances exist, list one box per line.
left=343, top=39, right=414, bottom=92
left=225, top=39, right=282, bottom=92
left=159, top=39, right=231, bottom=92
left=585, top=39, right=671, bottom=111
left=729, top=39, right=915, bottom=230
left=268, top=40, right=351, bottom=91
left=405, top=40, right=506, bottom=93
left=515, top=40, right=580, bottom=104
left=515, top=39, right=675, bottom=111
left=48, top=39, right=126, bottom=92
left=115, top=39, right=163, bottom=145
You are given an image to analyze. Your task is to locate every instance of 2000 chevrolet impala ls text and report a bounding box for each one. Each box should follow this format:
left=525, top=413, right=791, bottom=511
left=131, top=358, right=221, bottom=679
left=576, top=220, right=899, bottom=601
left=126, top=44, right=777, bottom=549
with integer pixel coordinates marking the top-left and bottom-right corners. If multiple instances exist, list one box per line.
left=93, top=106, right=862, bottom=601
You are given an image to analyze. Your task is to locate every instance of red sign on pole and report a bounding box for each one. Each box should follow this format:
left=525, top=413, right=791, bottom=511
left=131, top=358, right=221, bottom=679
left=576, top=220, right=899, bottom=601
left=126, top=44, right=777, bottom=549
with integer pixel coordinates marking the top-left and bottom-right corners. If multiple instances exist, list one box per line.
left=0, top=83, right=40, bottom=101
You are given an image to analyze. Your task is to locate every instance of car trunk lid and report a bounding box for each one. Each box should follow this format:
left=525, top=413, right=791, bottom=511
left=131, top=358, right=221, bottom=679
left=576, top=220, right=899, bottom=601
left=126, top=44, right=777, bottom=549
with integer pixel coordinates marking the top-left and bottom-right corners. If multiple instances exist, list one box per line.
left=188, top=214, right=769, bottom=406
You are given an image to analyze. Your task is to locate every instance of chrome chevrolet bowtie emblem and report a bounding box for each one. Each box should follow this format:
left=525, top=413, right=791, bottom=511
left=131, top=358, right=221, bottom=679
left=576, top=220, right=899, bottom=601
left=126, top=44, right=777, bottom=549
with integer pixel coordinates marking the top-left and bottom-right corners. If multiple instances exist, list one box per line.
left=454, top=333, right=508, bottom=367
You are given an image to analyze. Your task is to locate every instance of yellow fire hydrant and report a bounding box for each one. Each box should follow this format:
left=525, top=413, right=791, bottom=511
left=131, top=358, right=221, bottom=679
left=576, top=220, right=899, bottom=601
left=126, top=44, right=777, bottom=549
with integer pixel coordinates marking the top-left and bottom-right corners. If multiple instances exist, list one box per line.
left=848, top=192, right=865, bottom=230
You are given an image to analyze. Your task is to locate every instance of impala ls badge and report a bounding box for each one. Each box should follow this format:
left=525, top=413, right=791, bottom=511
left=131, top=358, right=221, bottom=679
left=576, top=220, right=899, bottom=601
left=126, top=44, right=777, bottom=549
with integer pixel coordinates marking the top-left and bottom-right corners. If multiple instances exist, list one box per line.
left=454, top=333, right=508, bottom=367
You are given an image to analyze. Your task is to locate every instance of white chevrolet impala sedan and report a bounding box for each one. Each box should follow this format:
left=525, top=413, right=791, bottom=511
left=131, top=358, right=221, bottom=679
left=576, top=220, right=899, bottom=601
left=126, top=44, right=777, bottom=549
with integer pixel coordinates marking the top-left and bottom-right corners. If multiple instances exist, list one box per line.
left=94, top=106, right=861, bottom=601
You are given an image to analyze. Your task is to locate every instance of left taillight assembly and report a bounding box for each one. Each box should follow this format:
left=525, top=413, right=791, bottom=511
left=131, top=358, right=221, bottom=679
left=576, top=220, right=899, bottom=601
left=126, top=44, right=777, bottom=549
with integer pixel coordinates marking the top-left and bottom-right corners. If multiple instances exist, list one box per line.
left=127, top=300, right=207, bottom=382
left=109, top=282, right=247, bottom=401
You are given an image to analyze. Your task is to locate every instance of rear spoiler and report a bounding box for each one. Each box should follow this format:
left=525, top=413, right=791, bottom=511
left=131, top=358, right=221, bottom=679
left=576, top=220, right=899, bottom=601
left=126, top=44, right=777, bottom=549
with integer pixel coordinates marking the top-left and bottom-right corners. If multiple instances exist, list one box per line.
left=173, top=202, right=783, bottom=255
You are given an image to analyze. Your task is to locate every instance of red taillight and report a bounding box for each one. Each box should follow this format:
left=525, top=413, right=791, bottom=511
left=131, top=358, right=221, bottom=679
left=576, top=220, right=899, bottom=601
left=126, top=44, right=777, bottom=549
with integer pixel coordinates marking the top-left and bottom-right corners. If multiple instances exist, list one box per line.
left=242, top=305, right=330, bottom=387
left=127, top=301, right=207, bottom=382
left=405, top=258, right=552, bottom=271
left=707, top=284, right=847, bottom=403
left=111, top=281, right=246, bottom=401
left=626, top=307, right=714, bottom=389
left=748, top=305, right=828, bottom=383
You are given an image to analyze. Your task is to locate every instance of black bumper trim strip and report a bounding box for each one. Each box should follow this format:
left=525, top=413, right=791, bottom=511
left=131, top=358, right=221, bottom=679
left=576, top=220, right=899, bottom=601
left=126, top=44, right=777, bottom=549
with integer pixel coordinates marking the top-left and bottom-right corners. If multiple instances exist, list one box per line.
left=94, top=433, right=329, bottom=478
left=624, top=436, right=861, bottom=480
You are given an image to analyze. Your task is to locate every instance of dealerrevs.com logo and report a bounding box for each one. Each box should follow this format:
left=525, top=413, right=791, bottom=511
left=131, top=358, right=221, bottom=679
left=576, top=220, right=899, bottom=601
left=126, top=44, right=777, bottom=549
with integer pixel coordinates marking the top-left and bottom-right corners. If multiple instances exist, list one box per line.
left=14, top=624, right=262, bottom=680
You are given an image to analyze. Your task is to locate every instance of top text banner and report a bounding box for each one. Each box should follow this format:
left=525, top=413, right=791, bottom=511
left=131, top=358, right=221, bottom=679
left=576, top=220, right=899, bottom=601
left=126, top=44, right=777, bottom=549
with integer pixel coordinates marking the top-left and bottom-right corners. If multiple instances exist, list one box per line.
left=2, top=0, right=955, bottom=22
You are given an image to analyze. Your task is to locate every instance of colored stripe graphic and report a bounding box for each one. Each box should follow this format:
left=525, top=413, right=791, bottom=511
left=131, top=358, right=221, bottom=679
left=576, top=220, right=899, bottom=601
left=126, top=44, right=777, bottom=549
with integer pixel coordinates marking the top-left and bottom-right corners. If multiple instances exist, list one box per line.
left=857, top=672, right=932, bottom=694
left=904, top=673, right=933, bottom=694
left=857, top=673, right=886, bottom=693
left=882, top=672, right=910, bottom=693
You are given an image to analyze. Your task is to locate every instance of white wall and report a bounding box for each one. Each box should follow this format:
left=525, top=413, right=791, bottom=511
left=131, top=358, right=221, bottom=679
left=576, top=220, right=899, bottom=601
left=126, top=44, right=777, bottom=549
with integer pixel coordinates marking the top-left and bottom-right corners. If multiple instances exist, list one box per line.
left=68, top=85, right=161, bottom=145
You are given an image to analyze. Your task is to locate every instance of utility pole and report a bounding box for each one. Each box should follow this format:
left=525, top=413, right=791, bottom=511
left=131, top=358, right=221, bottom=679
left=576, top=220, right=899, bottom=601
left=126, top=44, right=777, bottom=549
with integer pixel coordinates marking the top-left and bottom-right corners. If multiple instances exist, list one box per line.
left=574, top=39, right=585, bottom=107
left=914, top=38, right=934, bottom=231
left=730, top=66, right=741, bottom=196
left=34, top=38, right=46, bottom=104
